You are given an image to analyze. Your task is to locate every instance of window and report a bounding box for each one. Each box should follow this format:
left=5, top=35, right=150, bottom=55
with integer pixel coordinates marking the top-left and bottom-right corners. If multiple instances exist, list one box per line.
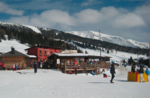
left=39, top=50, right=42, bottom=56
left=45, top=51, right=47, bottom=56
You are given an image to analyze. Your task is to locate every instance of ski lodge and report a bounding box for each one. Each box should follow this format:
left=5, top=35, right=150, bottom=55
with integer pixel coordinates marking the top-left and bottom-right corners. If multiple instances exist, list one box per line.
left=48, top=53, right=111, bottom=73
left=25, top=45, right=61, bottom=62
left=0, top=47, right=36, bottom=69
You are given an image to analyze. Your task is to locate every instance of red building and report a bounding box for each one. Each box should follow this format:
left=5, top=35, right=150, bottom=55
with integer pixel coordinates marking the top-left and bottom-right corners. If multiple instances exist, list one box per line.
left=25, top=46, right=61, bottom=62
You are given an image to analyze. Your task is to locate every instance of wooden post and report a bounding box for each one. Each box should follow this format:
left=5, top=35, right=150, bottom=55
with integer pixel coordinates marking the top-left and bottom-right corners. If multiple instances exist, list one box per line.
left=94, top=63, right=97, bottom=75
left=58, top=64, right=59, bottom=72
left=65, top=63, right=66, bottom=73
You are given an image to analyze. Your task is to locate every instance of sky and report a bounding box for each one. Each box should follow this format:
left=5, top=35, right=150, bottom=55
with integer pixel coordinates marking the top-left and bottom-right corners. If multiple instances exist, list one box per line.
left=0, top=0, right=150, bottom=43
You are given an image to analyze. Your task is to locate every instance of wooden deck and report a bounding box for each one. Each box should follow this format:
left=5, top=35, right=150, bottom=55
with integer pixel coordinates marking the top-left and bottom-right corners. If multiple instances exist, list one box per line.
left=66, top=68, right=95, bottom=71
left=59, top=62, right=110, bottom=74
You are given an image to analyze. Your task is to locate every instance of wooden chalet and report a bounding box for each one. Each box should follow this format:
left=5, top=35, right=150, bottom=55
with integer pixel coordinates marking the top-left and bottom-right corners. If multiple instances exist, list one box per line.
left=48, top=53, right=111, bottom=74
left=0, top=47, right=36, bottom=69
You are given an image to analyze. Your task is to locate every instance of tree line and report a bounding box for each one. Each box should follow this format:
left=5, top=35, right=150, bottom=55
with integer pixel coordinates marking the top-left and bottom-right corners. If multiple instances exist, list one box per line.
left=0, top=25, right=149, bottom=56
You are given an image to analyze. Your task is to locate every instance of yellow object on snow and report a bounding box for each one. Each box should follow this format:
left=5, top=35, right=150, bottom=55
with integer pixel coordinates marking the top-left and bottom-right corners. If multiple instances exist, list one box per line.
left=128, top=72, right=148, bottom=82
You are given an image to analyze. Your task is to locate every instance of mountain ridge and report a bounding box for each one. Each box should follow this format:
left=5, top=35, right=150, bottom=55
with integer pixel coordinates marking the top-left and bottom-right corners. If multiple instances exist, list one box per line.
left=65, top=31, right=149, bottom=49
left=0, top=21, right=149, bottom=49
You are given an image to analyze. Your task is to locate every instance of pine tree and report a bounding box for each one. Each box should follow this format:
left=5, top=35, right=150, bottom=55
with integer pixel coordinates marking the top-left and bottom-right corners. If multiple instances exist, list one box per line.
left=11, top=32, right=14, bottom=39
left=15, top=34, right=18, bottom=40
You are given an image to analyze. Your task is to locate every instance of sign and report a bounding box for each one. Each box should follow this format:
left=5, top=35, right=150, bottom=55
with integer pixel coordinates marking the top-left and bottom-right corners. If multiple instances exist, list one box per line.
left=61, top=50, right=77, bottom=54
left=57, top=59, right=60, bottom=64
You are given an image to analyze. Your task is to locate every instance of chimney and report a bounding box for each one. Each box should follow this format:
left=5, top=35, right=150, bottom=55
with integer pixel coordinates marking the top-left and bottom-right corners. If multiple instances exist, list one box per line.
left=11, top=46, right=15, bottom=54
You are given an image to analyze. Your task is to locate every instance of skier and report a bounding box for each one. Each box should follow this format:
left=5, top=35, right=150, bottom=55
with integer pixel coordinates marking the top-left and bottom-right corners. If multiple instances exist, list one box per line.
left=139, top=65, right=145, bottom=82
left=145, top=68, right=150, bottom=82
left=110, top=61, right=116, bottom=83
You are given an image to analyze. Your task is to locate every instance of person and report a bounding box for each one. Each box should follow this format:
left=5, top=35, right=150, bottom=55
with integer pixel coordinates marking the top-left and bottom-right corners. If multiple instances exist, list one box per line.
left=145, top=68, right=150, bottom=82
left=15, top=64, right=17, bottom=70
left=110, top=61, right=116, bottom=83
left=33, top=60, right=38, bottom=73
left=83, top=65, right=87, bottom=75
left=91, top=71, right=95, bottom=76
left=0, top=62, right=2, bottom=69
left=139, top=65, right=145, bottom=82
left=69, top=70, right=72, bottom=74
left=30, top=61, right=33, bottom=68
left=2, top=63, right=5, bottom=70
left=131, top=64, right=136, bottom=73
left=74, top=66, right=77, bottom=75
left=38, top=61, right=42, bottom=68
left=13, top=64, right=15, bottom=71
left=101, top=69, right=107, bottom=78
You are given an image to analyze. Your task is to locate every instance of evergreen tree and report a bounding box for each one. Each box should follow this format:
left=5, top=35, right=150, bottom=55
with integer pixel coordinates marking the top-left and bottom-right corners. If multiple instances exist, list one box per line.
left=11, top=32, right=14, bottom=39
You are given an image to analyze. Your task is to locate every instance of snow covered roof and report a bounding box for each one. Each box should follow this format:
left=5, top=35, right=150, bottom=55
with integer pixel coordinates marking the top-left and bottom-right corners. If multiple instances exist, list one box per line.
left=27, top=55, right=37, bottom=58
left=49, top=53, right=111, bottom=58
left=143, top=56, right=150, bottom=60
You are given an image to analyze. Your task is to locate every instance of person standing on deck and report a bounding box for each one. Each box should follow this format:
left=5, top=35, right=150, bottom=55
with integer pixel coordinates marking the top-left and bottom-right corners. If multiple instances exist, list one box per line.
left=110, top=61, right=116, bottom=83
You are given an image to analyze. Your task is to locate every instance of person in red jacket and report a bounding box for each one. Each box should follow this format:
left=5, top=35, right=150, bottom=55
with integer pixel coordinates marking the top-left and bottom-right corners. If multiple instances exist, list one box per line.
left=2, top=63, right=5, bottom=70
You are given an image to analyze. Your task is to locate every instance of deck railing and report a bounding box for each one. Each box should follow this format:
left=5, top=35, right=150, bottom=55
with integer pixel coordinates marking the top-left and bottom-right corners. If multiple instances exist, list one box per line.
left=60, top=61, right=110, bottom=73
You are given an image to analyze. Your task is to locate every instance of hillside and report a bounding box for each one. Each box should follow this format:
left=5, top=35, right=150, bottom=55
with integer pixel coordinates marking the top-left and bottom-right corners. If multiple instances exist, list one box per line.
left=0, top=22, right=149, bottom=56
left=65, top=31, right=149, bottom=49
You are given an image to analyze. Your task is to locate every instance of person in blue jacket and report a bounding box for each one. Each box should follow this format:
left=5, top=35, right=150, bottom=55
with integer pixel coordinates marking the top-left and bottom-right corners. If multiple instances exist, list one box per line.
left=33, top=60, right=38, bottom=73
left=91, top=71, right=95, bottom=76
left=110, top=61, right=116, bottom=83
left=15, top=64, right=17, bottom=70
left=145, top=68, right=150, bottom=82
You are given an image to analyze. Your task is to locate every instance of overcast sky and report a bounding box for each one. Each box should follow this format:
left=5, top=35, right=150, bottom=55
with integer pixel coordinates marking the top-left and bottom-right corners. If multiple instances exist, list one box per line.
left=0, top=0, right=150, bottom=43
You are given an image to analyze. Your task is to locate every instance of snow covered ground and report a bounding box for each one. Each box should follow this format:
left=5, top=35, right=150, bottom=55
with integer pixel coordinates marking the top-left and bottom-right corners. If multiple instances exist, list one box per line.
left=78, top=47, right=147, bottom=63
left=0, top=66, right=150, bottom=98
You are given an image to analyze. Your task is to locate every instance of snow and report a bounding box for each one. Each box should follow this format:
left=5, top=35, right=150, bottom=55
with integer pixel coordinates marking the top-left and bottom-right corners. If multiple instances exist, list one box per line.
left=0, top=66, right=150, bottom=98
left=0, top=34, right=150, bottom=98
left=23, top=25, right=42, bottom=34
left=0, top=22, right=42, bottom=34
left=0, top=39, right=29, bottom=54
left=0, top=36, right=147, bottom=64
left=65, top=31, right=149, bottom=49
left=82, top=48, right=147, bottom=63
left=0, top=38, right=36, bottom=58
left=1, top=21, right=149, bottom=48
left=51, top=53, right=107, bottom=57
left=65, top=41, right=147, bottom=63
